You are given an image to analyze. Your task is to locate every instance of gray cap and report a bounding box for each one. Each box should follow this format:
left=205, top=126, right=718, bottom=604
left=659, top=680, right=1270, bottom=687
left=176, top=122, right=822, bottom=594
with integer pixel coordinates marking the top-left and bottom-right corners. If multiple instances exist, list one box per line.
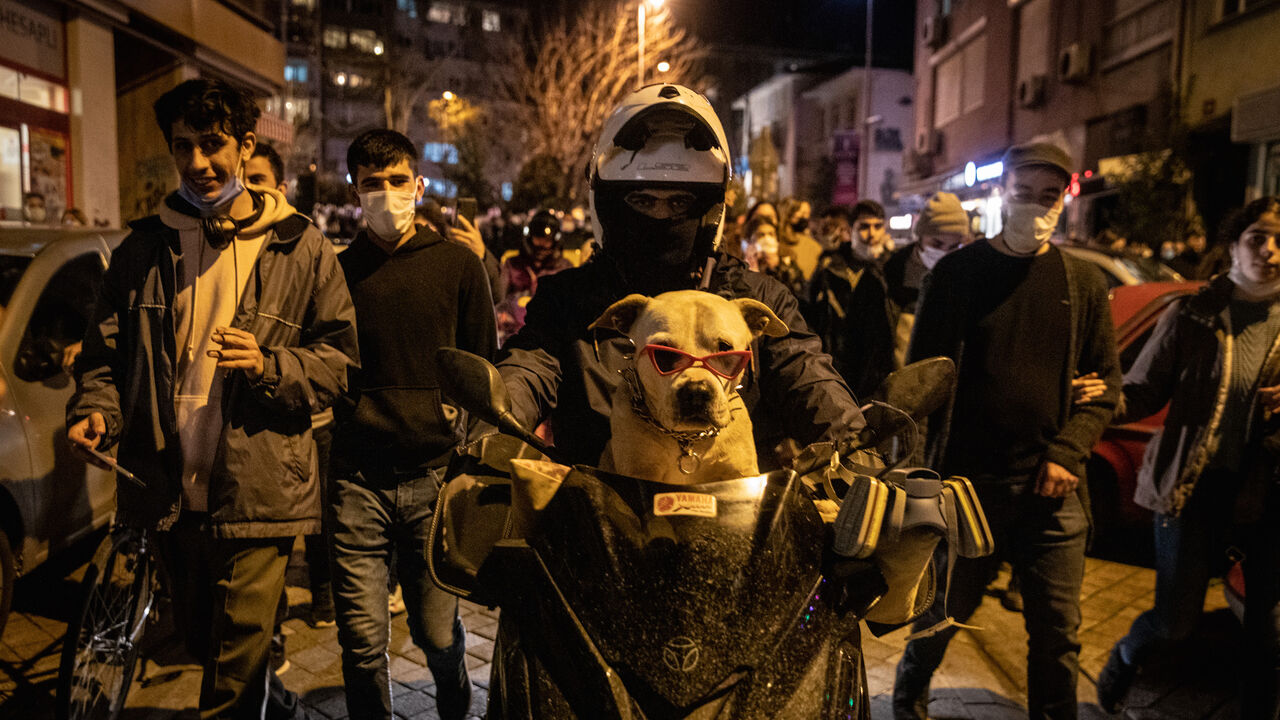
left=1001, top=142, right=1073, bottom=181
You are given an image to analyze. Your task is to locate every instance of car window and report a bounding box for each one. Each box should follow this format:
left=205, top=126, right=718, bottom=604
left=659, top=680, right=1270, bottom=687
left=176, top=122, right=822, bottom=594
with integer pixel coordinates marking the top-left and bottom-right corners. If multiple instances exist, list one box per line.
left=1115, top=257, right=1156, bottom=283
left=1116, top=256, right=1185, bottom=284
left=0, top=254, right=31, bottom=309
left=1099, top=266, right=1124, bottom=289
left=14, top=252, right=103, bottom=382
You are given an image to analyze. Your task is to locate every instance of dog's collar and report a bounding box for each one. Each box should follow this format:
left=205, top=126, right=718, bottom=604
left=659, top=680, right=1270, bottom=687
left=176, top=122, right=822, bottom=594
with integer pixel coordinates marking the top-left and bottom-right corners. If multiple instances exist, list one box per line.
left=621, top=366, right=720, bottom=475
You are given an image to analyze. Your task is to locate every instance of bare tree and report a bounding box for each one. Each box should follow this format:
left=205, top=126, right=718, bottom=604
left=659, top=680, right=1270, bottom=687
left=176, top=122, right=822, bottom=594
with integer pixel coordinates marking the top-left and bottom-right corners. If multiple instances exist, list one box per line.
left=501, top=1, right=705, bottom=200
left=384, top=38, right=454, bottom=136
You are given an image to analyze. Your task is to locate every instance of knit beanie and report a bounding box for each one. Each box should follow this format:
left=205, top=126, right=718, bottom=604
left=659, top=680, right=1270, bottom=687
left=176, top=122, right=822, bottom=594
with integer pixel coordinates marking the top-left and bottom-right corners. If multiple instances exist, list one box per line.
left=916, top=192, right=969, bottom=236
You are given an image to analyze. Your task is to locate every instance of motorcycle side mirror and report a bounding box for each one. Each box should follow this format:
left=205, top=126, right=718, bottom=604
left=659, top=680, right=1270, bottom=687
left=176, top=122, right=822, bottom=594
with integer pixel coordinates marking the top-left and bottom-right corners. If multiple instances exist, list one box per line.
left=436, top=348, right=558, bottom=460
left=869, top=356, right=956, bottom=421
left=858, top=356, right=957, bottom=451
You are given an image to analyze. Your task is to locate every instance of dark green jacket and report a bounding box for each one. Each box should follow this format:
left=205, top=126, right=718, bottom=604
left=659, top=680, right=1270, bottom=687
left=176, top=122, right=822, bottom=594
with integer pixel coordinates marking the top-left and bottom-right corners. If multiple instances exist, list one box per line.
left=67, top=211, right=358, bottom=537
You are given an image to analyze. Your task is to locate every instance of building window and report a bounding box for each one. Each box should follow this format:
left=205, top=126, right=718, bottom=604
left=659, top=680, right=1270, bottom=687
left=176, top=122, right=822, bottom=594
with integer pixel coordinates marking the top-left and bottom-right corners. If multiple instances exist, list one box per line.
left=349, top=29, right=381, bottom=54
left=427, top=2, right=466, bottom=25
left=291, top=0, right=316, bottom=8
left=423, top=142, right=459, bottom=164
left=933, top=33, right=985, bottom=128
left=426, top=177, right=458, bottom=197
left=397, top=0, right=418, bottom=18
left=323, top=26, right=347, bottom=49
left=284, top=60, right=309, bottom=84
left=482, top=10, right=501, bottom=32
left=0, top=67, right=68, bottom=114
left=961, top=34, right=986, bottom=113
left=332, top=71, right=370, bottom=88
left=284, top=98, right=310, bottom=124
left=1105, top=0, right=1174, bottom=62
left=501, top=182, right=513, bottom=202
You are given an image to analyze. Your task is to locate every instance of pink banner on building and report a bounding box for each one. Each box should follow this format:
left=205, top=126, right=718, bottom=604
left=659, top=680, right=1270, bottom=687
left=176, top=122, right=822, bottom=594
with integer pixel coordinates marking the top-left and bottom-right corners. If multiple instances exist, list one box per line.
left=832, top=130, right=860, bottom=206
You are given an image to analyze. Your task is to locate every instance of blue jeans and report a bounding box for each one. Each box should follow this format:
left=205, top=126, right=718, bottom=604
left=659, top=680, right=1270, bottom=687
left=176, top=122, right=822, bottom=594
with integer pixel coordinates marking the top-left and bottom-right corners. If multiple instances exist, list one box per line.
left=330, top=467, right=469, bottom=720
left=1115, top=476, right=1280, bottom=718
left=894, top=483, right=1088, bottom=720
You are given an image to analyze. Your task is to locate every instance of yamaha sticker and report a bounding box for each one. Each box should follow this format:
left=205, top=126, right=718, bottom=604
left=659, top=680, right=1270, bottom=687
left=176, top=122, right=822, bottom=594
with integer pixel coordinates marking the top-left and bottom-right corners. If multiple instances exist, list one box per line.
left=653, top=492, right=717, bottom=517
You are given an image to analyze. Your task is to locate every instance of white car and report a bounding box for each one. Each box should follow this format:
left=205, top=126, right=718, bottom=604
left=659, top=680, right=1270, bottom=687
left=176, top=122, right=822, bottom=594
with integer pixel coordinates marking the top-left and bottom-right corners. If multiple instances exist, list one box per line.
left=0, top=224, right=126, bottom=636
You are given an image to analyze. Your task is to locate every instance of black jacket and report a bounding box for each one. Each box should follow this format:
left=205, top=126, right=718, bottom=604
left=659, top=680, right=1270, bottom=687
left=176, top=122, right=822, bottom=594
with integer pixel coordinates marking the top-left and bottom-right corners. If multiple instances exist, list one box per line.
left=805, top=248, right=897, bottom=400
left=494, top=252, right=865, bottom=467
left=335, top=226, right=497, bottom=470
left=68, top=211, right=359, bottom=537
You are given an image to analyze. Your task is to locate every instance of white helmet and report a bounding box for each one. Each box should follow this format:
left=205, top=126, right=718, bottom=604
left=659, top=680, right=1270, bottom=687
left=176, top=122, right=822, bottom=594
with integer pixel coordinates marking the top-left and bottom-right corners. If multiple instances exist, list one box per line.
left=587, top=84, right=732, bottom=284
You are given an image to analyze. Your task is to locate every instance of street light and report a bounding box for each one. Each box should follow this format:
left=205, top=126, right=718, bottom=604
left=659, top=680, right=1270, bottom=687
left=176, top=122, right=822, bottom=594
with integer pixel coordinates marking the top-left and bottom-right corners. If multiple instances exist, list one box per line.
left=442, top=90, right=455, bottom=101
left=858, top=0, right=874, bottom=204
left=637, top=0, right=665, bottom=87
left=657, top=60, right=670, bottom=73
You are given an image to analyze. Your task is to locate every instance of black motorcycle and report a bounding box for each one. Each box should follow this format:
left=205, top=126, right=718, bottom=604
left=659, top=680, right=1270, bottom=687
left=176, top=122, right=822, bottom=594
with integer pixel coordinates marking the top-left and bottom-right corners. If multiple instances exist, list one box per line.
left=429, top=351, right=987, bottom=719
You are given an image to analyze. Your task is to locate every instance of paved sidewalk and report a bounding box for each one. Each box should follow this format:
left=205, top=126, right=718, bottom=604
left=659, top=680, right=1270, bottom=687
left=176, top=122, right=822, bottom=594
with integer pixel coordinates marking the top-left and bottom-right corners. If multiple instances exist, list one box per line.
left=0, top=539, right=1245, bottom=719
left=863, top=559, right=1241, bottom=719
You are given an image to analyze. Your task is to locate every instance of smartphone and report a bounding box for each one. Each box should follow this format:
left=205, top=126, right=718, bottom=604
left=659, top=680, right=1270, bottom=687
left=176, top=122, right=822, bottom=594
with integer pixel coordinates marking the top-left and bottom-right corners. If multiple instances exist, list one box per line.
left=455, top=197, right=477, bottom=227
left=84, top=445, right=145, bottom=488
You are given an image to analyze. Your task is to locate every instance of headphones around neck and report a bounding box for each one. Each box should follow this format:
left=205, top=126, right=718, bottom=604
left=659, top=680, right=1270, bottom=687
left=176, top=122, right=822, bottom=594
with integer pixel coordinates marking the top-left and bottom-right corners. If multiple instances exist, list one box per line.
left=201, top=191, right=265, bottom=249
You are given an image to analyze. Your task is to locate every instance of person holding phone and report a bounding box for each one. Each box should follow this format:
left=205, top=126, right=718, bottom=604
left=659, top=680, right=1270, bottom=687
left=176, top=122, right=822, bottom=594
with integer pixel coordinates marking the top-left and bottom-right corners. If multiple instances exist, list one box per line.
left=443, top=197, right=500, bottom=302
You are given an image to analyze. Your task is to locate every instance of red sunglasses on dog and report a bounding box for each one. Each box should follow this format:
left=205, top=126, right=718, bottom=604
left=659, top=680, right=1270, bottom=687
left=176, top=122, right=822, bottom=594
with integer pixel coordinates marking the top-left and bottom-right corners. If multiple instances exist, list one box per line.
left=641, top=344, right=753, bottom=379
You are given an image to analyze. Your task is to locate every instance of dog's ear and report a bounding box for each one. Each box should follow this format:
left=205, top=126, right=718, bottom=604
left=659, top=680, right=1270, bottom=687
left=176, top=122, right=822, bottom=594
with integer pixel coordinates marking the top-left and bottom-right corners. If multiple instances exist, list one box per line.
left=590, top=294, right=650, bottom=335
left=734, top=298, right=789, bottom=338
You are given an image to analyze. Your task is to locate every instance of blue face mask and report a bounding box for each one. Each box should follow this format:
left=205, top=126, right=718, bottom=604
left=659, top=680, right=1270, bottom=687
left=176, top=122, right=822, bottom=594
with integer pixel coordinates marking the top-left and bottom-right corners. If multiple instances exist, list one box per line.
left=176, top=174, right=244, bottom=218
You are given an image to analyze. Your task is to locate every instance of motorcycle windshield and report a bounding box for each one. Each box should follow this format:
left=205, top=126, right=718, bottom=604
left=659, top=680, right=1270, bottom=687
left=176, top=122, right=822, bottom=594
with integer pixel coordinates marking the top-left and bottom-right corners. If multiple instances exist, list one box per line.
left=528, top=467, right=828, bottom=709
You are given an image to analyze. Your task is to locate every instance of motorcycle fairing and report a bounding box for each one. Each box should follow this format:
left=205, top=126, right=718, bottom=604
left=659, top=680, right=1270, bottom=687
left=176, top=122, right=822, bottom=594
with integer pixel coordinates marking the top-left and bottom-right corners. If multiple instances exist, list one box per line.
left=480, top=467, right=869, bottom=717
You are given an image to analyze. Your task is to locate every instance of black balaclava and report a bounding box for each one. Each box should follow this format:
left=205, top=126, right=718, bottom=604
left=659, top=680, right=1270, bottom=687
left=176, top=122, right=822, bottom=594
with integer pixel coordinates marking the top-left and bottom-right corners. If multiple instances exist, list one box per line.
left=593, top=181, right=724, bottom=295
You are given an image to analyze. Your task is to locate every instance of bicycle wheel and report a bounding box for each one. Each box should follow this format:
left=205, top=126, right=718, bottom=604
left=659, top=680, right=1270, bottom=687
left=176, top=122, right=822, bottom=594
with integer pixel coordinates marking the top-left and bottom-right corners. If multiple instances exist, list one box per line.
left=57, top=528, right=155, bottom=720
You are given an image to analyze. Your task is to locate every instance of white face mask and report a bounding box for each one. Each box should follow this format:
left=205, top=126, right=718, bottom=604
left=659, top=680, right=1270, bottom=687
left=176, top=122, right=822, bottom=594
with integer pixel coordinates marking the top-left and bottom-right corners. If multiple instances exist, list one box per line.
left=360, top=190, right=417, bottom=241
left=1001, top=200, right=1062, bottom=254
left=851, top=239, right=887, bottom=262
left=917, top=244, right=949, bottom=269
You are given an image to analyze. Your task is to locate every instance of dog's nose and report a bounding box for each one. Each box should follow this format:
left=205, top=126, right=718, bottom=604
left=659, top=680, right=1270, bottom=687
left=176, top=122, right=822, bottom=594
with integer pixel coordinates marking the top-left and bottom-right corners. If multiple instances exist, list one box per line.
left=676, top=381, right=717, bottom=418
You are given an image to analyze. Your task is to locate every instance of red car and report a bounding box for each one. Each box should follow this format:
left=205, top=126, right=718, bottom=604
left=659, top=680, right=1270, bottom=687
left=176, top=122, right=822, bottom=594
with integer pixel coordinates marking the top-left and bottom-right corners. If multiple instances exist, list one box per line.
left=1087, top=281, right=1202, bottom=546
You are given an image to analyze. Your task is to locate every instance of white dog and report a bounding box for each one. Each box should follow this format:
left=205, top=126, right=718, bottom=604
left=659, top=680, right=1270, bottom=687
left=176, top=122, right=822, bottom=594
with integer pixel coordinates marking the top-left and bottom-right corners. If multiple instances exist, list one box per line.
left=587, top=290, right=788, bottom=485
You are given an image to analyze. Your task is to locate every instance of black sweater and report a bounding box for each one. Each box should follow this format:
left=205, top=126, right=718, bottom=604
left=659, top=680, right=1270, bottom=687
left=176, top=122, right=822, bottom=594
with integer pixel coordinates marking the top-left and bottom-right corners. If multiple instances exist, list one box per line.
left=335, top=226, right=497, bottom=469
left=908, top=239, right=1121, bottom=482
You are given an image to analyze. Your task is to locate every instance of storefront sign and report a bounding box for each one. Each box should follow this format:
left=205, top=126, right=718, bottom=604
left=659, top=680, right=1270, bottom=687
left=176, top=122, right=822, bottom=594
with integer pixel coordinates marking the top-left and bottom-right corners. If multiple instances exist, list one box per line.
left=0, top=0, right=64, bottom=80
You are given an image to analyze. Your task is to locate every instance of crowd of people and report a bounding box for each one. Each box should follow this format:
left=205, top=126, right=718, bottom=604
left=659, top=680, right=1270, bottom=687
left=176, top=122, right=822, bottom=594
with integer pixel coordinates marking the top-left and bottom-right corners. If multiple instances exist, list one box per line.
left=57, top=74, right=1280, bottom=720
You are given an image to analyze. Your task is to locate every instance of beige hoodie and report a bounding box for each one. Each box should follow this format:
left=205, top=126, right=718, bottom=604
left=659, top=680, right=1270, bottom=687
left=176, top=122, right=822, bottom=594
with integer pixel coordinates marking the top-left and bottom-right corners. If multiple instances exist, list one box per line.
left=159, top=186, right=296, bottom=511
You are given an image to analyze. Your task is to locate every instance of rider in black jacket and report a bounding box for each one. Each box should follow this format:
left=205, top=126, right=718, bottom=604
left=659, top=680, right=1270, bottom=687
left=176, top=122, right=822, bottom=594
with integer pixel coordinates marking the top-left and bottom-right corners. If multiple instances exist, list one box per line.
left=491, top=84, right=864, bottom=468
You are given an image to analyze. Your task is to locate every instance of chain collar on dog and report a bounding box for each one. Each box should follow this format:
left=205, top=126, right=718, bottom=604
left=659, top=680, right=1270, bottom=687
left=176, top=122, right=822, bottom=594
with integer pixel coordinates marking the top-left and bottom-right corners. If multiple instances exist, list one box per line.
left=621, top=366, right=720, bottom=474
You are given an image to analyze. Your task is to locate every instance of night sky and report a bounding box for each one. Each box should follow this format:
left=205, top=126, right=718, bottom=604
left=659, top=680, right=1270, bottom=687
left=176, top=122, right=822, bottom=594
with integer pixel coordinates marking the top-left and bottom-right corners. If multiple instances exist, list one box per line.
left=531, top=1, right=918, bottom=72
left=672, top=0, right=917, bottom=72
